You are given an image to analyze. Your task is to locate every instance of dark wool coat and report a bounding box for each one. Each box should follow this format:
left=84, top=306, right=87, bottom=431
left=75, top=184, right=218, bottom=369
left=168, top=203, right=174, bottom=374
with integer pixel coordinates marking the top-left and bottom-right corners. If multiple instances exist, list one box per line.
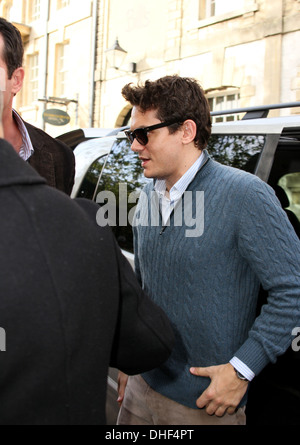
left=25, top=121, right=75, bottom=196
left=0, top=140, right=173, bottom=425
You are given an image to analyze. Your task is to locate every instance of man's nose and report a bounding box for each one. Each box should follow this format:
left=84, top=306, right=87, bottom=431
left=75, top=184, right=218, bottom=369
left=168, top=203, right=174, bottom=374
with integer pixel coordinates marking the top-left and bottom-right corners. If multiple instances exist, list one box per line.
left=131, top=139, right=145, bottom=153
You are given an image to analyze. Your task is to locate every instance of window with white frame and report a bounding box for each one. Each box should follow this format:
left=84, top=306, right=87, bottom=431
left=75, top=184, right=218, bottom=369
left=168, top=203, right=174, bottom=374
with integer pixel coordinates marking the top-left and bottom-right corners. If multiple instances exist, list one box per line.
left=200, top=0, right=244, bottom=19
left=56, top=43, right=70, bottom=97
left=30, top=0, right=41, bottom=21
left=207, top=90, right=241, bottom=122
left=57, top=0, right=70, bottom=9
left=27, top=53, right=39, bottom=103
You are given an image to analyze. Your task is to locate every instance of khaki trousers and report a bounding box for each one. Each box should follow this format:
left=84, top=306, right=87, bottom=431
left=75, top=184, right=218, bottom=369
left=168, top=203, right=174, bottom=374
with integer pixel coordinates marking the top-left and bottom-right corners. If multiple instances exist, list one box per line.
left=117, top=375, right=246, bottom=426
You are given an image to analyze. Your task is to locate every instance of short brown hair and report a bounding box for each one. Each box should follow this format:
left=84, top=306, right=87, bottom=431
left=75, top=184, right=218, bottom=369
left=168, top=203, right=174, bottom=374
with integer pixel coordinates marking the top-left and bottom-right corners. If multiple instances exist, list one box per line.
left=0, top=18, right=24, bottom=79
left=122, top=75, right=212, bottom=149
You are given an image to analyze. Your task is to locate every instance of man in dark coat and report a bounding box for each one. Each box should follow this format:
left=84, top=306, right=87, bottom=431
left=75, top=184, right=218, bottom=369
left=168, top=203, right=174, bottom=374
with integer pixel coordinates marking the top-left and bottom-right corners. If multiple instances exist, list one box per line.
left=0, top=17, right=75, bottom=195
left=25, top=120, right=75, bottom=195
left=0, top=138, right=174, bottom=425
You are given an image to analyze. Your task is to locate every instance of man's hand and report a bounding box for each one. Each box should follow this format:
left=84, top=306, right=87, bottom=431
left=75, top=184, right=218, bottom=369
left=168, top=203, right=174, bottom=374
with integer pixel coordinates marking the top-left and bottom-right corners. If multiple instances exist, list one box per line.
left=190, top=363, right=249, bottom=417
left=117, top=371, right=129, bottom=406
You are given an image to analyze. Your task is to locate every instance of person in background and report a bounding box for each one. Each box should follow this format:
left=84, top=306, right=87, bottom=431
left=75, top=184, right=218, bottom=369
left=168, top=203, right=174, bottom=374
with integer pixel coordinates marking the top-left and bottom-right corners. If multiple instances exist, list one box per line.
left=0, top=17, right=74, bottom=195
left=117, top=75, right=300, bottom=425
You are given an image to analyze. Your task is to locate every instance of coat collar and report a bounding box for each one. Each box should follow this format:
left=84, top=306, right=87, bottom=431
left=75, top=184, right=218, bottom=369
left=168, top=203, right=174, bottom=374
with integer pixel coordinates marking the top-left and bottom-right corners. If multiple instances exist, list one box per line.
left=0, top=138, right=46, bottom=188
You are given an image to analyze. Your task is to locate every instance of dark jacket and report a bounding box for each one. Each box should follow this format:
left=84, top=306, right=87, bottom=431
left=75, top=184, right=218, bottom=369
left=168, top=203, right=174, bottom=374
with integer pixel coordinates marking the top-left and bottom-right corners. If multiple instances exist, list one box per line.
left=25, top=121, right=75, bottom=196
left=0, top=140, right=174, bottom=425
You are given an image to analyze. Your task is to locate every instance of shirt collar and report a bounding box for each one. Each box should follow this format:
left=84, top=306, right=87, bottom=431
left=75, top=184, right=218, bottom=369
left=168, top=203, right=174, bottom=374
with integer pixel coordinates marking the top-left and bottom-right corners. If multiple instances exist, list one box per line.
left=12, top=109, right=34, bottom=161
left=155, top=151, right=205, bottom=201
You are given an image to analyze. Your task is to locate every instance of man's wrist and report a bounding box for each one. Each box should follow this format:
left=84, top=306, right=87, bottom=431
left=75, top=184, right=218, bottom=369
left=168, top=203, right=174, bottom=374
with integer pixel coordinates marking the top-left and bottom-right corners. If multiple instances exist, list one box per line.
left=230, top=357, right=255, bottom=382
left=234, top=368, right=249, bottom=381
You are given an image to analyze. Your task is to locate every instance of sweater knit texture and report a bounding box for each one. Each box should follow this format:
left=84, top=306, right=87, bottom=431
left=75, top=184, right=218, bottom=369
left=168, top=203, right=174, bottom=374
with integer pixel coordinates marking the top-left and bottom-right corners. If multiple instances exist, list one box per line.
left=133, top=152, right=300, bottom=409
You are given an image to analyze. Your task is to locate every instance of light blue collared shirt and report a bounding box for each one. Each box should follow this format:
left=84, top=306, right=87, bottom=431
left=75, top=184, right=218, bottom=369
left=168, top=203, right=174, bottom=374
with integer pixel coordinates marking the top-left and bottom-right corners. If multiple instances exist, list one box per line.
left=13, top=110, right=34, bottom=161
left=154, top=151, right=205, bottom=226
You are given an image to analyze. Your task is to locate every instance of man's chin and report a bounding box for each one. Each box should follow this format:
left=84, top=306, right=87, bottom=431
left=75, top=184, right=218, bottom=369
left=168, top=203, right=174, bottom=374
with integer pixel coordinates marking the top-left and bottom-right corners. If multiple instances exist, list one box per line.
left=143, top=169, right=154, bottom=179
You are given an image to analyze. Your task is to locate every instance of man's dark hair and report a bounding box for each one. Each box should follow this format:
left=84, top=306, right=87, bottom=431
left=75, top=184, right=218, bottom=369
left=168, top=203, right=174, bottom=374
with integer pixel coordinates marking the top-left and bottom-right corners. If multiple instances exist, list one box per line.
left=0, top=18, right=24, bottom=79
left=122, top=75, right=212, bottom=150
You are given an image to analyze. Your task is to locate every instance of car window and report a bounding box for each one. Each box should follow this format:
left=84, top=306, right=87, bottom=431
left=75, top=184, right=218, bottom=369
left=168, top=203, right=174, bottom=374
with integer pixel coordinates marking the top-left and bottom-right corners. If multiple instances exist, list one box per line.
left=77, top=154, right=108, bottom=200
left=95, top=137, right=151, bottom=253
left=267, top=136, right=300, bottom=237
left=207, top=134, right=265, bottom=172
left=278, top=173, right=300, bottom=224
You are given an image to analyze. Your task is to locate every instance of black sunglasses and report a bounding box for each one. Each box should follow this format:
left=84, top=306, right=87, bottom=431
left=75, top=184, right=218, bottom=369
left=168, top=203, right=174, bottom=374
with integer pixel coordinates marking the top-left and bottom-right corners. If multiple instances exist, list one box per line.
left=124, top=120, right=182, bottom=146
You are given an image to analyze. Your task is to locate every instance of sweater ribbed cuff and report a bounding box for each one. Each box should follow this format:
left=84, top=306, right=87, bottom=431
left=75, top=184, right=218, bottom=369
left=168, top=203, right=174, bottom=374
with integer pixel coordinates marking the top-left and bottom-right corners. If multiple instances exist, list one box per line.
left=234, top=337, right=272, bottom=376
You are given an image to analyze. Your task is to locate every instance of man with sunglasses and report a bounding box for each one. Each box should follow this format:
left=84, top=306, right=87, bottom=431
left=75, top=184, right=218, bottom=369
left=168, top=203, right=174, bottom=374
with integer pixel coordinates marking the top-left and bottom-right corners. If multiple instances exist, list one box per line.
left=117, top=75, right=300, bottom=425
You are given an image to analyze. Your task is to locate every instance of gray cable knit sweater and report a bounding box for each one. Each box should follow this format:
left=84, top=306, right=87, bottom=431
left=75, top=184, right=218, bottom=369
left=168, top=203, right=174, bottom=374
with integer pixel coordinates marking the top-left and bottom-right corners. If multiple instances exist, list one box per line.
left=133, top=152, right=300, bottom=409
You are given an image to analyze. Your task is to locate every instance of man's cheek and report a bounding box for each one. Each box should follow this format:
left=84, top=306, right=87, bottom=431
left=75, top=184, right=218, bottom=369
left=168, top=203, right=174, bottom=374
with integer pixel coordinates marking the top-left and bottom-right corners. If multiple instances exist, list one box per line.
left=0, top=66, right=7, bottom=91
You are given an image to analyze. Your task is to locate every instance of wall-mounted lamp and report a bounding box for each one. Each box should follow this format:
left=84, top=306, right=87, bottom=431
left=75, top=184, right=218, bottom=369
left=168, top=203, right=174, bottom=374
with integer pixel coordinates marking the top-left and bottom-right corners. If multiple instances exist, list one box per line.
left=105, top=38, right=137, bottom=74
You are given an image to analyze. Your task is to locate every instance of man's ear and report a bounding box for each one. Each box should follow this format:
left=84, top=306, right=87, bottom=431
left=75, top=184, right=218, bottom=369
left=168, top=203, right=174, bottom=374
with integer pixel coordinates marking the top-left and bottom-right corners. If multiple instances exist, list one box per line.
left=11, top=67, right=24, bottom=95
left=182, top=119, right=197, bottom=145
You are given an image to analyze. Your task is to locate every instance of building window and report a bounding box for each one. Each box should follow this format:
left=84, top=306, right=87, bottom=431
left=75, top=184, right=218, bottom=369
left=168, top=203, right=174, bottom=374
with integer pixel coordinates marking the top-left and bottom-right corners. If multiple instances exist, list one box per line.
left=200, top=0, right=244, bottom=19
left=207, top=90, right=240, bottom=122
left=28, top=53, right=39, bottom=103
left=209, top=0, right=216, bottom=16
left=56, top=43, right=69, bottom=97
left=31, top=0, right=41, bottom=21
left=57, top=0, right=70, bottom=9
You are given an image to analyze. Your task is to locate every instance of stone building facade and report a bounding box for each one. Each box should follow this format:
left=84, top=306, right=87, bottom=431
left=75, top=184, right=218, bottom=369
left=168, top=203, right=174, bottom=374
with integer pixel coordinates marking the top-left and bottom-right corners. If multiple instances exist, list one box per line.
left=0, top=0, right=95, bottom=136
left=0, top=0, right=299, bottom=135
left=94, top=0, right=300, bottom=129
